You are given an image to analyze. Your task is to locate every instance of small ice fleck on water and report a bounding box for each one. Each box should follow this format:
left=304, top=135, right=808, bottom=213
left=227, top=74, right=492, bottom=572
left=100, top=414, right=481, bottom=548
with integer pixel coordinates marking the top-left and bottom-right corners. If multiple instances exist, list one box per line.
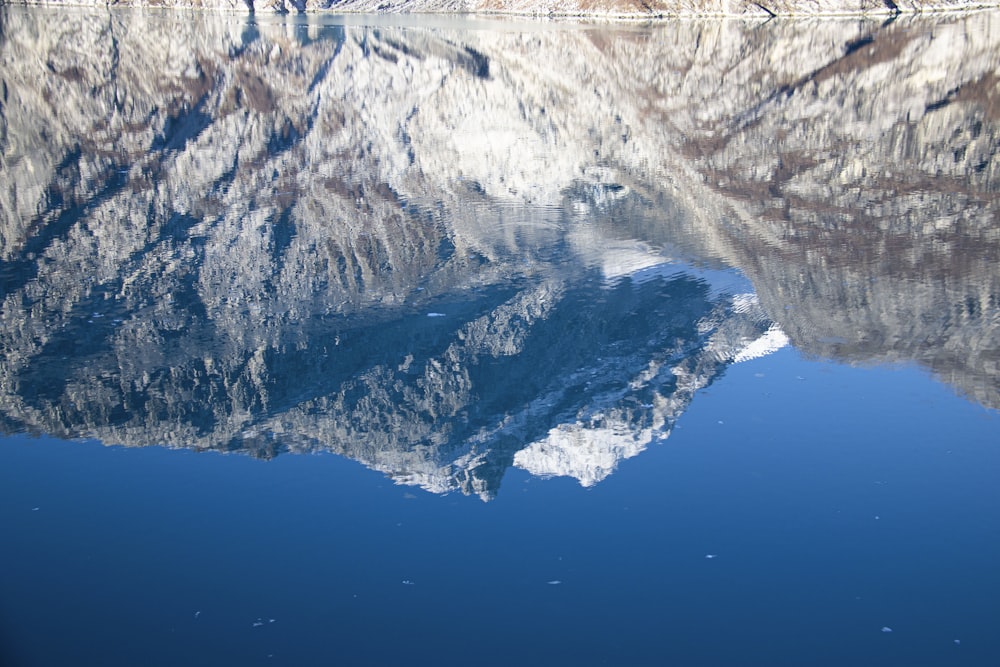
left=547, top=580, right=562, bottom=585
left=194, top=611, right=201, bottom=619
left=402, top=580, right=415, bottom=585
left=705, top=554, right=717, bottom=559
left=427, top=313, right=446, bottom=318
left=954, top=639, right=961, bottom=645
left=881, top=627, right=893, bottom=633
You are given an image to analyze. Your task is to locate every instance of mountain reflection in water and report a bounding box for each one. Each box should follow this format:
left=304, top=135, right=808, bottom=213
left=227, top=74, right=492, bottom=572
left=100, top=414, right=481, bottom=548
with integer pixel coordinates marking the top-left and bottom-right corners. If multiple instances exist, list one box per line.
left=1, top=7, right=998, bottom=499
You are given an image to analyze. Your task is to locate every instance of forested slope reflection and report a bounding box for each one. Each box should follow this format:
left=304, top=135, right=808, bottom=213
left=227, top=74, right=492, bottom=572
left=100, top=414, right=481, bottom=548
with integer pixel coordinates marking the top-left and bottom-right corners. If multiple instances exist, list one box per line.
left=1, top=8, right=998, bottom=497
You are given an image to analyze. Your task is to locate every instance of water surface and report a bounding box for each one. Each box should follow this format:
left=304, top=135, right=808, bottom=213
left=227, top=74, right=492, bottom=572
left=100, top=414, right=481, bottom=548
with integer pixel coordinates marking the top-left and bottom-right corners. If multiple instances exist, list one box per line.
left=1, top=6, right=999, bottom=666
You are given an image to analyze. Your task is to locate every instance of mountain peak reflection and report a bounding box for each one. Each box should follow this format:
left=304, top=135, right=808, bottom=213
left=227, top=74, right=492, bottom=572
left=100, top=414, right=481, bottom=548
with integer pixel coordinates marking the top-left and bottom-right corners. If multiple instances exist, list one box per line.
left=1, top=7, right=997, bottom=498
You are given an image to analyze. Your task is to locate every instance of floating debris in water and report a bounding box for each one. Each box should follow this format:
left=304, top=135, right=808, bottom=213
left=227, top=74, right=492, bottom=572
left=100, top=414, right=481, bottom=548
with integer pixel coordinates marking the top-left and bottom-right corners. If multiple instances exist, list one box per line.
left=881, top=627, right=893, bottom=633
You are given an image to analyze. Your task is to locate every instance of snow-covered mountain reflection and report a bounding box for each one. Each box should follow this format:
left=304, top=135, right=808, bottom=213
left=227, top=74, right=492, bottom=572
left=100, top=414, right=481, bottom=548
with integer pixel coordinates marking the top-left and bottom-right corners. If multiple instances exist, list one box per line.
left=1, top=7, right=997, bottom=498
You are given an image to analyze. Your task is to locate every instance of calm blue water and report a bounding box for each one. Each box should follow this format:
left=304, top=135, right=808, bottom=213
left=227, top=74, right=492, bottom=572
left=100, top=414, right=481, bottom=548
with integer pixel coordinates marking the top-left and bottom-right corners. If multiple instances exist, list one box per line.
left=2, top=5, right=1000, bottom=666
left=3, top=352, right=998, bottom=666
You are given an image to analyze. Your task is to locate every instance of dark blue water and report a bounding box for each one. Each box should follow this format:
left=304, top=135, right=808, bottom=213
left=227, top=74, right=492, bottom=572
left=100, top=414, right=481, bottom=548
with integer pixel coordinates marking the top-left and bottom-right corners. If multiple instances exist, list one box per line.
left=3, top=351, right=998, bottom=666
left=2, top=6, right=1000, bottom=666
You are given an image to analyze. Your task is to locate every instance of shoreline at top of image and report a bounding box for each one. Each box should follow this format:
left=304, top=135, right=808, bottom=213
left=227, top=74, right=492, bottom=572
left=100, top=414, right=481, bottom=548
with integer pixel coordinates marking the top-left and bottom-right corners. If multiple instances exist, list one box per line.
left=6, top=0, right=999, bottom=19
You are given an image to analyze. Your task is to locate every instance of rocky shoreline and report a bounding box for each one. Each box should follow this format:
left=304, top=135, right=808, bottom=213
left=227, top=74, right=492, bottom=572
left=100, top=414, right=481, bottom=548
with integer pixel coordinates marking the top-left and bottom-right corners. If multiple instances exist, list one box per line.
left=5, top=0, right=998, bottom=17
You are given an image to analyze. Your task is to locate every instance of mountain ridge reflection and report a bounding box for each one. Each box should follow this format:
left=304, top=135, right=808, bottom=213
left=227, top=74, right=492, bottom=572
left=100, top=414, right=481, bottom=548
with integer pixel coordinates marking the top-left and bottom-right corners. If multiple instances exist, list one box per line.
left=1, top=7, right=997, bottom=498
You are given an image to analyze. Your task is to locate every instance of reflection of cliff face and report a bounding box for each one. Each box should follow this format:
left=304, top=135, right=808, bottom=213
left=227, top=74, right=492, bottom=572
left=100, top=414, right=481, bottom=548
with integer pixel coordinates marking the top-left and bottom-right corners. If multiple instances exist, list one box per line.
left=0, top=9, right=997, bottom=498
left=668, top=14, right=1000, bottom=409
